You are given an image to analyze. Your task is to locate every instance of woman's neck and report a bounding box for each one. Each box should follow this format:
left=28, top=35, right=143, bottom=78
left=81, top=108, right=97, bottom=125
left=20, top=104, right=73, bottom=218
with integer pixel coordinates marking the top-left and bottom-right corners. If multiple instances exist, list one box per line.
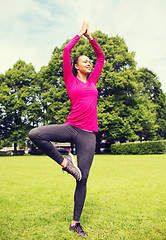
left=76, top=72, right=87, bottom=83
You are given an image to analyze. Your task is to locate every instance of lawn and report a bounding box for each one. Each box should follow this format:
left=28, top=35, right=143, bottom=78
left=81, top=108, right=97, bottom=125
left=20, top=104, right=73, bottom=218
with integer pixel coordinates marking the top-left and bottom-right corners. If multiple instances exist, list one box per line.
left=0, top=154, right=166, bottom=240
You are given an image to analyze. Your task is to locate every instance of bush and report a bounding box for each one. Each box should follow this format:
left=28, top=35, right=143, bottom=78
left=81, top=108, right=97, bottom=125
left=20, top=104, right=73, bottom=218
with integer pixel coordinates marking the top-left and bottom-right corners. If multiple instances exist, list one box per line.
left=111, top=140, right=166, bottom=155
left=0, top=151, right=12, bottom=156
left=0, top=150, right=25, bottom=156
left=12, top=150, right=25, bottom=156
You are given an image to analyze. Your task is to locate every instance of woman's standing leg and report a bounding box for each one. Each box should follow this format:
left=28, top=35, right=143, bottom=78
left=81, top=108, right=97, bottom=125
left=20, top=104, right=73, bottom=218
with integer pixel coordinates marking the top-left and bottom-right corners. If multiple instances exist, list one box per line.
left=69, top=128, right=96, bottom=237
left=74, top=130, right=96, bottom=220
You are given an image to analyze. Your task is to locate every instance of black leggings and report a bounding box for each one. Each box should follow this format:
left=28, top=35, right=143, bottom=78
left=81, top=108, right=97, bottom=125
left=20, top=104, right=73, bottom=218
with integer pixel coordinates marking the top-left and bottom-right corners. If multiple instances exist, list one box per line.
left=28, top=124, right=96, bottom=221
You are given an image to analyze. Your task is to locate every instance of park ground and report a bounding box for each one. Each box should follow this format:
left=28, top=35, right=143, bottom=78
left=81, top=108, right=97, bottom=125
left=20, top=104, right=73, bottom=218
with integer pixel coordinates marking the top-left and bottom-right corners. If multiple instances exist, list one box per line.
left=0, top=154, right=166, bottom=239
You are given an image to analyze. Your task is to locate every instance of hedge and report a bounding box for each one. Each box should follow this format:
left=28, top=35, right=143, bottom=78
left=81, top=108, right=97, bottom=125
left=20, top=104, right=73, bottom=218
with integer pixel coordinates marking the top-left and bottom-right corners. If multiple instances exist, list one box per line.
left=0, top=150, right=25, bottom=156
left=110, top=140, right=166, bottom=155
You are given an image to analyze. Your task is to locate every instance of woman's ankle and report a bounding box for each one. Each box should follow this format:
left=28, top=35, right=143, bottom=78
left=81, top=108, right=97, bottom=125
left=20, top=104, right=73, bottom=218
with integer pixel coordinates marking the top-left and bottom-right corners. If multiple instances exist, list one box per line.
left=71, top=220, right=79, bottom=226
left=61, top=158, right=67, bottom=167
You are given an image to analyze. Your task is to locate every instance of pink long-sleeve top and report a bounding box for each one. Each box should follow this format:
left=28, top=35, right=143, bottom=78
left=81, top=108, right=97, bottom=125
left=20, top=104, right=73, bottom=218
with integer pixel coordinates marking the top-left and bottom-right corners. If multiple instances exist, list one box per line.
left=63, top=35, right=105, bottom=132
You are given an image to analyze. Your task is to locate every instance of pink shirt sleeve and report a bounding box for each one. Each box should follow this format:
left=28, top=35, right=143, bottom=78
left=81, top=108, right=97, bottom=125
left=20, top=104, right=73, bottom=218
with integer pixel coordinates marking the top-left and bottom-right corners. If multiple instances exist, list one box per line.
left=88, top=38, right=105, bottom=85
left=63, top=35, right=80, bottom=85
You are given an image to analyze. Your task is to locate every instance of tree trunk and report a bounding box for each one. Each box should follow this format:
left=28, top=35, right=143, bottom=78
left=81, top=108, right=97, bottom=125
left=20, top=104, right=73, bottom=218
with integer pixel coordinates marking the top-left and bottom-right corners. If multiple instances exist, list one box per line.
left=14, top=142, right=17, bottom=151
left=96, top=132, right=102, bottom=154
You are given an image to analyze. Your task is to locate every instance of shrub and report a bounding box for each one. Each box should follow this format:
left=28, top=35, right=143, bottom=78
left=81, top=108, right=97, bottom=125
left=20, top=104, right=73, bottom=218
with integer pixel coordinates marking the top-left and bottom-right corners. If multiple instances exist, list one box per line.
left=12, top=150, right=25, bottom=156
left=0, top=150, right=25, bottom=156
left=0, top=151, right=12, bottom=156
left=110, top=140, right=166, bottom=155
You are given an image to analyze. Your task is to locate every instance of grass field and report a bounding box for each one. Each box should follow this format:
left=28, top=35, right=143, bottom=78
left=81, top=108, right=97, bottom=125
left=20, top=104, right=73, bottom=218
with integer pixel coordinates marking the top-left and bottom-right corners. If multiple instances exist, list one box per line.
left=0, top=154, right=166, bottom=240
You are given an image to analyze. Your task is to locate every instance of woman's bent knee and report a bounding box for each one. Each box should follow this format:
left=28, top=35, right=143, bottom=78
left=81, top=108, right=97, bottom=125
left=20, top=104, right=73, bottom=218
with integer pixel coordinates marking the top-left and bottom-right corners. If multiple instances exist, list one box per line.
left=28, top=128, right=39, bottom=141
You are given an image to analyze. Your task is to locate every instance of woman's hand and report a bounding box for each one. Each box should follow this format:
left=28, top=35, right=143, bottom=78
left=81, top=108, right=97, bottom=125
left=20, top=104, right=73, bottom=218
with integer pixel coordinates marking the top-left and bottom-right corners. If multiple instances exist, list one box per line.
left=78, top=22, right=93, bottom=41
left=84, top=24, right=93, bottom=41
left=78, top=22, right=89, bottom=37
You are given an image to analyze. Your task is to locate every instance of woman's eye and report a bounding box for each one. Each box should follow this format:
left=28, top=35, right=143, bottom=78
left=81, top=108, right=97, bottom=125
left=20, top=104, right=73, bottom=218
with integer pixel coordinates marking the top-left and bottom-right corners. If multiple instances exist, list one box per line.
left=84, top=61, right=91, bottom=64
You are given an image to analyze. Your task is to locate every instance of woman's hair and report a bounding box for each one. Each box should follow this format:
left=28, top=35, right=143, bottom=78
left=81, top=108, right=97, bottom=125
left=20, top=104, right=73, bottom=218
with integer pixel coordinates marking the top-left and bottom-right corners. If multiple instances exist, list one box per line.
left=72, top=56, right=81, bottom=77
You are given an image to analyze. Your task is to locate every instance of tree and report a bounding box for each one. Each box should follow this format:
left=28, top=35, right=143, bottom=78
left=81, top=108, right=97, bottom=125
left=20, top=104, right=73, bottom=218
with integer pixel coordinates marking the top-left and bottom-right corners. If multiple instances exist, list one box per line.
left=0, top=60, right=36, bottom=150
left=92, top=32, right=158, bottom=150
left=138, top=68, right=166, bottom=139
left=97, top=68, right=158, bottom=144
left=36, top=46, right=71, bottom=125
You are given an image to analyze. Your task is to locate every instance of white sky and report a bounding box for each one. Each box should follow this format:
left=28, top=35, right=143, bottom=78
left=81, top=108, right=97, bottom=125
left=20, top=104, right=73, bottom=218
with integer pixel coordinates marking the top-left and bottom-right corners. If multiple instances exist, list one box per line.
left=0, top=0, right=166, bottom=92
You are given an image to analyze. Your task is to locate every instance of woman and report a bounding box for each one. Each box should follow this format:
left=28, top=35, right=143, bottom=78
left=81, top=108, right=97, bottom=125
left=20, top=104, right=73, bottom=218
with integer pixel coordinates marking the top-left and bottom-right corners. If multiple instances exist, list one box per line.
left=28, top=22, right=105, bottom=237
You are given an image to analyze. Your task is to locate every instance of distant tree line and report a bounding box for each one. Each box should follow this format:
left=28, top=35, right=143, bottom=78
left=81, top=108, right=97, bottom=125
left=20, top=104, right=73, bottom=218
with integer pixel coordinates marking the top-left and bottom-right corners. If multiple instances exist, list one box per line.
left=0, top=31, right=166, bottom=152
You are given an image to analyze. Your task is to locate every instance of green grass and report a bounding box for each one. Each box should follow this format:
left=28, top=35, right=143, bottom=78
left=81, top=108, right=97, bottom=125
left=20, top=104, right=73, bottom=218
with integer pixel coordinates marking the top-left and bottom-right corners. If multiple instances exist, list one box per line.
left=0, top=155, right=166, bottom=240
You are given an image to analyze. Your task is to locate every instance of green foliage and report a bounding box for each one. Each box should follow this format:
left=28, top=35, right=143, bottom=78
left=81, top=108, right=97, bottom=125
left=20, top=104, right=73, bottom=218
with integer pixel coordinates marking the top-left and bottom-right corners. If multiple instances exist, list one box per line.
left=0, top=60, right=36, bottom=149
left=138, top=68, right=166, bottom=139
left=35, top=46, right=70, bottom=125
left=0, top=139, right=12, bottom=150
left=111, top=140, right=166, bottom=155
left=94, top=32, right=159, bottom=143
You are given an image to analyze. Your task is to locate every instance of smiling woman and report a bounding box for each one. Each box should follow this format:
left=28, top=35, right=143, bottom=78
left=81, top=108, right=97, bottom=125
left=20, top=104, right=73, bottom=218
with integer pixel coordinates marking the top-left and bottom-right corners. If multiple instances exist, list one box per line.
left=73, top=55, right=92, bottom=82
left=72, top=55, right=92, bottom=77
left=28, top=21, right=105, bottom=238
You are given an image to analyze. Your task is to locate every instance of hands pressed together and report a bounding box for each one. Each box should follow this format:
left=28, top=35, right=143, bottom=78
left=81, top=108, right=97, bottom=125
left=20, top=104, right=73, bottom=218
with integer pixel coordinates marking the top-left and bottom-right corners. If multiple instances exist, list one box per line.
left=78, top=22, right=93, bottom=41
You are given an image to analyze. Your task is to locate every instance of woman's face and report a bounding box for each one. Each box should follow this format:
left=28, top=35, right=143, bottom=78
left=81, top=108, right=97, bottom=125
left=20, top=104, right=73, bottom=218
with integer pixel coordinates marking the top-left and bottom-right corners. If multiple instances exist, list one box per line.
left=75, top=55, right=92, bottom=75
